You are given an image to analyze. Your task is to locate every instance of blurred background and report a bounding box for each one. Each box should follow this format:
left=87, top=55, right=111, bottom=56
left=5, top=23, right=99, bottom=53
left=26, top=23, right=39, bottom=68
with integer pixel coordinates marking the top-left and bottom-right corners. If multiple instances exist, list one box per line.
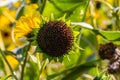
left=0, top=0, right=120, bottom=80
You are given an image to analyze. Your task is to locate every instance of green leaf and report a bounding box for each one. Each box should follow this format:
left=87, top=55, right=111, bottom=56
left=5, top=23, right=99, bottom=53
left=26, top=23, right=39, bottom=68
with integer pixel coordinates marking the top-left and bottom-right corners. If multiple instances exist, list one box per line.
left=71, top=22, right=93, bottom=29
left=93, top=30, right=120, bottom=41
left=47, top=59, right=100, bottom=80
left=77, top=29, right=98, bottom=64
left=16, top=2, right=25, bottom=20
left=42, top=0, right=89, bottom=22
left=63, top=53, right=79, bottom=67
left=62, top=59, right=100, bottom=80
left=97, top=69, right=107, bottom=79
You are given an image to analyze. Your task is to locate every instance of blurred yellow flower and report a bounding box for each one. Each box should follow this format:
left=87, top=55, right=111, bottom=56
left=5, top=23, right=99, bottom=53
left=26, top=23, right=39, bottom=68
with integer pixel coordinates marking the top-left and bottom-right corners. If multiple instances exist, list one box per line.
left=13, top=1, right=21, bottom=8
left=14, top=11, right=41, bottom=40
left=0, top=7, right=16, bottom=49
left=1, top=27, right=12, bottom=45
left=25, top=0, right=31, bottom=4
left=106, top=0, right=113, bottom=4
left=0, top=26, right=18, bottom=50
left=25, top=4, right=38, bottom=16
left=0, top=7, right=16, bottom=28
left=6, top=55, right=19, bottom=69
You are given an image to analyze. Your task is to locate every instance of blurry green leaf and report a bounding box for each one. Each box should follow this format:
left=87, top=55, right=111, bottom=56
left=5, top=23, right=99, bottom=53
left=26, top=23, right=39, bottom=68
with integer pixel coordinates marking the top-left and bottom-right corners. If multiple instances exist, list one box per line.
left=96, top=69, right=107, bottom=79
left=47, top=59, right=100, bottom=80
left=42, top=0, right=89, bottom=22
left=24, top=60, right=39, bottom=80
left=32, top=28, right=39, bottom=36
left=93, top=30, right=120, bottom=41
left=30, top=0, right=38, bottom=3
left=31, top=40, right=37, bottom=46
left=93, top=69, right=112, bottom=80
left=93, top=77, right=101, bottom=80
left=77, top=29, right=98, bottom=64
left=35, top=46, right=42, bottom=53
left=63, top=53, right=79, bottom=67
left=62, top=59, right=99, bottom=80
left=0, top=75, right=13, bottom=80
left=0, top=8, right=3, bottom=15
left=16, top=2, right=25, bottom=20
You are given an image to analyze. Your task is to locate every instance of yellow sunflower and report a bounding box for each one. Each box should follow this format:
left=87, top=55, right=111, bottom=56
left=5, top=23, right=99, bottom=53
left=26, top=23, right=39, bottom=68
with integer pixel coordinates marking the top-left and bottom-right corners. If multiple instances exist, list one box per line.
left=13, top=11, right=41, bottom=41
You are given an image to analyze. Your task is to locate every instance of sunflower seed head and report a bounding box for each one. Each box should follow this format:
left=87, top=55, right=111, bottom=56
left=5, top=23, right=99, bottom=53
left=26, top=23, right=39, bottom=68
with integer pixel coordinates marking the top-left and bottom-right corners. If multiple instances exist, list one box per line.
left=37, top=20, right=74, bottom=57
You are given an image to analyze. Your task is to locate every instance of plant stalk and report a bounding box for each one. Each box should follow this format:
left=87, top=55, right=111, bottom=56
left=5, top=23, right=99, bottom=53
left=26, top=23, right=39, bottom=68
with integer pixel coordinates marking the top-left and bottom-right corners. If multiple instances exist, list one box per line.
left=0, top=48, right=18, bottom=80
left=20, top=43, right=31, bottom=80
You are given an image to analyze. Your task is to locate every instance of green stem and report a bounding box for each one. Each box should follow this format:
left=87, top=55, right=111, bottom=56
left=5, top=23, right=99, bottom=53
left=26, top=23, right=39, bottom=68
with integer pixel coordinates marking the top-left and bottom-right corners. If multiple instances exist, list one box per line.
left=0, top=48, right=18, bottom=80
left=82, top=0, right=91, bottom=21
left=115, top=0, right=120, bottom=30
left=20, top=43, right=31, bottom=80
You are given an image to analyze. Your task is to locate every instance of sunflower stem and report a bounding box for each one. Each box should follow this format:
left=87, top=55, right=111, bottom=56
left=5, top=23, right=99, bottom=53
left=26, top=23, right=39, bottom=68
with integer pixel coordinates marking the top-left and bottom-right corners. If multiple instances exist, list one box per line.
left=20, top=43, right=31, bottom=80
left=0, top=48, right=18, bottom=80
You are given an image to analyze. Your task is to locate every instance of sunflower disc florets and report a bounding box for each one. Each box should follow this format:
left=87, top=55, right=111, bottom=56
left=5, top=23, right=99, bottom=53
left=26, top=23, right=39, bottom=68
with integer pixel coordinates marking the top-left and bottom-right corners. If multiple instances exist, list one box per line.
left=37, top=20, right=74, bottom=57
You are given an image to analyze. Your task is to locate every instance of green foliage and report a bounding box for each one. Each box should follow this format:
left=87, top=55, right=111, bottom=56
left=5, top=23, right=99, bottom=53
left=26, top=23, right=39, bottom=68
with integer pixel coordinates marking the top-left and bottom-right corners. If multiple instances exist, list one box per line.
left=0, top=0, right=120, bottom=80
left=0, top=75, right=13, bottom=80
left=42, top=0, right=89, bottom=22
left=47, top=59, right=99, bottom=80
left=16, top=1, right=25, bottom=20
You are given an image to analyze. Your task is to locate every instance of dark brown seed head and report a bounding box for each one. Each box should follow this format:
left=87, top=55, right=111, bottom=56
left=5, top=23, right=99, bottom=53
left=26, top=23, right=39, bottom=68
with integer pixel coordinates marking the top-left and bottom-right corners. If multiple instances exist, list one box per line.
left=99, top=43, right=117, bottom=60
left=37, top=20, right=74, bottom=57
